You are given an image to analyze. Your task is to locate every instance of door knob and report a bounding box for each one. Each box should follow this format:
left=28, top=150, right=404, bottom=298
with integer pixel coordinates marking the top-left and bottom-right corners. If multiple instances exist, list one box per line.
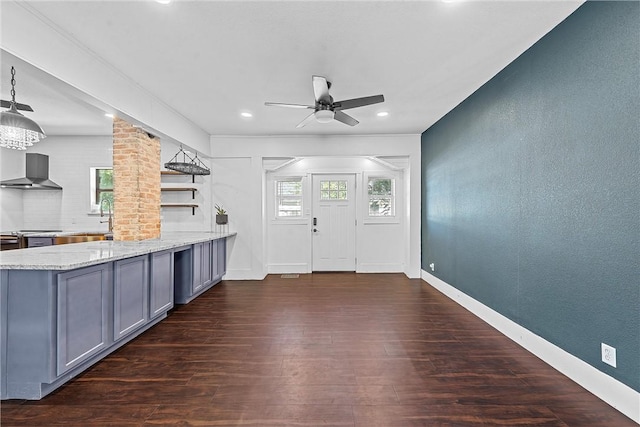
left=313, top=228, right=318, bottom=232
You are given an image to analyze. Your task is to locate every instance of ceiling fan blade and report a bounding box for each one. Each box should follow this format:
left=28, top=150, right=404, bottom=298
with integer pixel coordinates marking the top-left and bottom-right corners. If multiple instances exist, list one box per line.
left=333, top=94, right=384, bottom=110
left=333, top=110, right=359, bottom=126
left=295, top=112, right=318, bottom=128
left=312, top=75, right=332, bottom=104
left=265, top=102, right=314, bottom=109
left=1, top=99, right=34, bottom=112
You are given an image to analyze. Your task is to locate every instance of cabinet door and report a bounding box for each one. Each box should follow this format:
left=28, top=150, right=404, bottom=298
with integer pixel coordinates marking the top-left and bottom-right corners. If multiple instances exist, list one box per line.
left=150, top=250, right=174, bottom=318
left=217, top=238, right=226, bottom=278
left=201, top=240, right=213, bottom=288
left=192, top=242, right=203, bottom=292
left=57, top=264, right=111, bottom=376
left=114, top=255, right=149, bottom=341
left=210, top=239, right=219, bottom=280
left=192, top=241, right=213, bottom=292
left=27, top=237, right=54, bottom=248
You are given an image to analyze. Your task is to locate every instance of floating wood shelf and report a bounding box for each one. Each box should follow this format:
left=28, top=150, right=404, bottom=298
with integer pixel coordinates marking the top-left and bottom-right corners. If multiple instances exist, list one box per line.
left=161, top=203, right=198, bottom=215
left=161, top=170, right=195, bottom=183
left=161, top=187, right=197, bottom=199
left=161, top=171, right=198, bottom=214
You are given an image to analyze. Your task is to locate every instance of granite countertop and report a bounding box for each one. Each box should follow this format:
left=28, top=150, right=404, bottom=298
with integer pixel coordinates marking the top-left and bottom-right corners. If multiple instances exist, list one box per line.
left=0, top=231, right=236, bottom=271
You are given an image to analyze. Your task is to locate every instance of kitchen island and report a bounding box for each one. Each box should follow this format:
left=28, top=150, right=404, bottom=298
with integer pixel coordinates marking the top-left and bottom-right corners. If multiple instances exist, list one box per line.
left=0, top=231, right=235, bottom=400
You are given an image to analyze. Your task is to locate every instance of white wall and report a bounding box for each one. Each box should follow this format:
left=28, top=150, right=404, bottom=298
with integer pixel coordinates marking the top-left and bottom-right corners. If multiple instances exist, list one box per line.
left=160, top=146, right=212, bottom=232
left=0, top=136, right=113, bottom=232
left=0, top=136, right=212, bottom=232
left=265, top=156, right=406, bottom=274
left=0, top=149, right=26, bottom=231
left=209, top=156, right=265, bottom=280
left=210, top=134, right=421, bottom=280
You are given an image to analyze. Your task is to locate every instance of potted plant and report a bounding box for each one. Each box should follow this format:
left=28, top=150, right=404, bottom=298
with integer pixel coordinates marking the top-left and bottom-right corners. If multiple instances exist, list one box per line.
left=215, top=204, right=228, bottom=225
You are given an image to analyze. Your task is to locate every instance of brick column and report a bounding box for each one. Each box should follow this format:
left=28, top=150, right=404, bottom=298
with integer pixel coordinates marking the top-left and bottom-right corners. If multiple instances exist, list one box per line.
left=112, top=117, right=161, bottom=241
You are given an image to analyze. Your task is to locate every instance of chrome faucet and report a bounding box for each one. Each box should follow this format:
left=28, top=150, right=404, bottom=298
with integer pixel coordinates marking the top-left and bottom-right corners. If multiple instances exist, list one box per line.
left=100, top=198, right=113, bottom=233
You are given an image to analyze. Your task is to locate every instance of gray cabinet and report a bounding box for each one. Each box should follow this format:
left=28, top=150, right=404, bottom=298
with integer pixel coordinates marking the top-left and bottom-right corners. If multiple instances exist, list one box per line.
left=213, top=238, right=226, bottom=281
left=1, top=237, right=229, bottom=399
left=150, top=250, right=174, bottom=319
left=56, top=264, right=111, bottom=376
left=192, top=240, right=212, bottom=293
left=27, top=237, right=54, bottom=247
left=113, top=255, right=149, bottom=341
left=175, top=238, right=227, bottom=304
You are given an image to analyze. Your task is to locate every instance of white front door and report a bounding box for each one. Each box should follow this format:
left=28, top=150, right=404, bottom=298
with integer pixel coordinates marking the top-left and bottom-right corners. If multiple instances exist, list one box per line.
left=312, top=174, right=356, bottom=271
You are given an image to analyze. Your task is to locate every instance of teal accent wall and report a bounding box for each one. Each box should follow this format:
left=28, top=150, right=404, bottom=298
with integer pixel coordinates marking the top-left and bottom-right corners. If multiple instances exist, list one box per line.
left=421, top=1, right=639, bottom=391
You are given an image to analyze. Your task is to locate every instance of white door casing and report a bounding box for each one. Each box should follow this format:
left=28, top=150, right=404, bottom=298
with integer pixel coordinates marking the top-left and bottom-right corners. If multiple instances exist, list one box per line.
left=312, top=174, right=356, bottom=271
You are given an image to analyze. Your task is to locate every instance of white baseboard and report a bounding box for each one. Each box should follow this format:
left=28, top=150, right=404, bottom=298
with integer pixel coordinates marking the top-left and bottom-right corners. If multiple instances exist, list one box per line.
left=421, top=270, right=640, bottom=424
left=357, top=262, right=403, bottom=273
left=267, top=263, right=309, bottom=274
left=223, top=269, right=266, bottom=280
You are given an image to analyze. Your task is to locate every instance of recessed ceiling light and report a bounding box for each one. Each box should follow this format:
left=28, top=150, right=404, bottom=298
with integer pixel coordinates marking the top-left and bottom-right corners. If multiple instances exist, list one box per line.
left=104, top=113, right=114, bottom=118
left=377, top=111, right=389, bottom=117
left=156, top=0, right=171, bottom=4
left=241, top=112, right=253, bottom=118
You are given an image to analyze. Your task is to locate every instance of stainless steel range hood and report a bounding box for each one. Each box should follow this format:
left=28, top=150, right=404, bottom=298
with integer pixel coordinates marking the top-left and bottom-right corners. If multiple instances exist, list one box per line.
left=0, top=153, right=62, bottom=190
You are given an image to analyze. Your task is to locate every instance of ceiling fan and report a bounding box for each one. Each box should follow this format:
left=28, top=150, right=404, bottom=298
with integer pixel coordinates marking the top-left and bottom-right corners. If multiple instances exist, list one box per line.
left=265, top=75, right=384, bottom=128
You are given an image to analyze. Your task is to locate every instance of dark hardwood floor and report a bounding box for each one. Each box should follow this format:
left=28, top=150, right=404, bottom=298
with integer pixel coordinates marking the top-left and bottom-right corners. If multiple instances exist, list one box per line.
left=1, top=273, right=634, bottom=426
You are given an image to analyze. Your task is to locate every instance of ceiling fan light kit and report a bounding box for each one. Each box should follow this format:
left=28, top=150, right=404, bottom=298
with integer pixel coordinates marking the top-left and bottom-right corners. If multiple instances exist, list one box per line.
left=265, top=75, right=384, bottom=128
left=314, top=109, right=334, bottom=123
left=0, top=66, right=46, bottom=150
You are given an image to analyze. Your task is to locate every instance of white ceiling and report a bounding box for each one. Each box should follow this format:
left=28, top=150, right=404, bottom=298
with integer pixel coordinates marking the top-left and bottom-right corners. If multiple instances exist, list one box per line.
left=1, top=0, right=583, bottom=138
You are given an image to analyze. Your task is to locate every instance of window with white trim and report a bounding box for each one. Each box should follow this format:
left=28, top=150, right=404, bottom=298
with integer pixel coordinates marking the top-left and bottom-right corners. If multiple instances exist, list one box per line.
left=275, top=178, right=303, bottom=217
left=90, top=167, right=113, bottom=213
left=368, top=177, right=395, bottom=217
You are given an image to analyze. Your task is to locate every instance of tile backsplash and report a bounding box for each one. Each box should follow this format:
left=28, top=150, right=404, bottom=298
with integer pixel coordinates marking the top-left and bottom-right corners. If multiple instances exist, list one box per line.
left=0, top=135, right=211, bottom=232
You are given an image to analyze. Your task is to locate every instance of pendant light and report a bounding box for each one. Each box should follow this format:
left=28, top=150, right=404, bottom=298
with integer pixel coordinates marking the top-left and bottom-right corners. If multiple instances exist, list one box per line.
left=0, top=66, right=46, bottom=150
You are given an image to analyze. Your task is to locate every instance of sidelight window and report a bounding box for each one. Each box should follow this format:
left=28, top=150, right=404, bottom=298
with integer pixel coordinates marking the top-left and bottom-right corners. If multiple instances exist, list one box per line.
left=368, top=177, right=395, bottom=216
left=275, top=178, right=303, bottom=217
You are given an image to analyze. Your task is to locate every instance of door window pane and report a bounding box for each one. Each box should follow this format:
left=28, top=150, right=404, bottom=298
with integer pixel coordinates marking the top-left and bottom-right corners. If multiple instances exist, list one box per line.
left=320, top=180, right=348, bottom=200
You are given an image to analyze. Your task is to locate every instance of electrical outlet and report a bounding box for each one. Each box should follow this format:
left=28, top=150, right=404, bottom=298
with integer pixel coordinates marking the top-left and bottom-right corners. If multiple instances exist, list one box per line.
left=601, top=343, right=617, bottom=368
left=429, top=263, right=435, bottom=272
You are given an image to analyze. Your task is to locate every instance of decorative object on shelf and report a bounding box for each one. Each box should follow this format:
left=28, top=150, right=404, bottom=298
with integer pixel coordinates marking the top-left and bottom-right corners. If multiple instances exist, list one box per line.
left=215, top=204, right=228, bottom=225
left=164, top=146, right=210, bottom=175
left=0, top=66, right=46, bottom=150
